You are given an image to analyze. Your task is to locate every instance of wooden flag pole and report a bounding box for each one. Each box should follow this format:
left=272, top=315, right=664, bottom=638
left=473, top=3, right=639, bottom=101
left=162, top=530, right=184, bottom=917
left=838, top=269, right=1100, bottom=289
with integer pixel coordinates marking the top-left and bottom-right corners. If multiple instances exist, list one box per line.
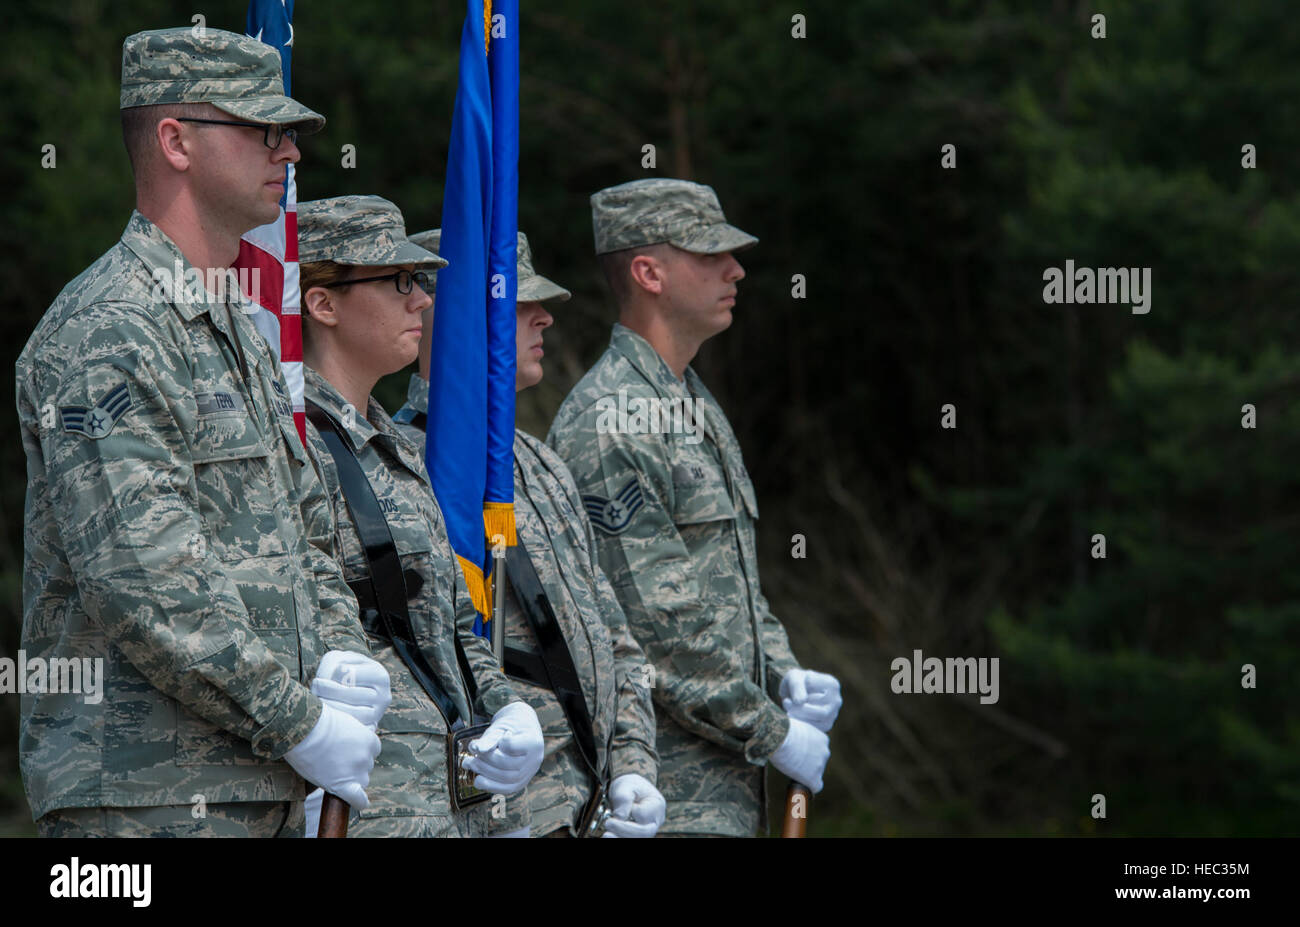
left=782, top=782, right=811, bottom=838
left=317, top=794, right=350, bottom=838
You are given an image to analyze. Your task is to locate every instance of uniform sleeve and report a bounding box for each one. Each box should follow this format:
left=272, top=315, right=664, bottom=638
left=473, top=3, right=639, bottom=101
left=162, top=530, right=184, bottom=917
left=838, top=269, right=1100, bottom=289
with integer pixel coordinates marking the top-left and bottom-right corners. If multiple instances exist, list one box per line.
left=452, top=547, right=519, bottom=718
left=754, top=585, right=801, bottom=703
left=35, top=308, right=320, bottom=759
left=556, top=413, right=788, bottom=765
left=584, top=509, right=658, bottom=783
left=301, top=423, right=369, bottom=662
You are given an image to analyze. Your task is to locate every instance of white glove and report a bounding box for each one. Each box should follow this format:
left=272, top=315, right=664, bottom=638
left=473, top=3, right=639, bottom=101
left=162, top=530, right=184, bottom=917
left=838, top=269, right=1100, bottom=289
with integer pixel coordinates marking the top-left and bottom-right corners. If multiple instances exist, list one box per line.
left=284, top=702, right=382, bottom=810
left=491, top=825, right=531, bottom=838
left=463, top=700, right=545, bottom=794
left=304, top=788, right=323, bottom=838
left=780, top=669, right=842, bottom=734
left=601, top=773, right=666, bottom=838
left=311, top=650, right=391, bottom=730
left=769, top=716, right=830, bottom=794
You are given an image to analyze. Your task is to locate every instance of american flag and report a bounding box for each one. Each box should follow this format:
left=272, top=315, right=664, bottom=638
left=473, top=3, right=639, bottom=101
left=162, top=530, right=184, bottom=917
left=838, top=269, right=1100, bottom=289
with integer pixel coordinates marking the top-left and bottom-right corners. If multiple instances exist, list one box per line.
left=236, top=0, right=305, bottom=444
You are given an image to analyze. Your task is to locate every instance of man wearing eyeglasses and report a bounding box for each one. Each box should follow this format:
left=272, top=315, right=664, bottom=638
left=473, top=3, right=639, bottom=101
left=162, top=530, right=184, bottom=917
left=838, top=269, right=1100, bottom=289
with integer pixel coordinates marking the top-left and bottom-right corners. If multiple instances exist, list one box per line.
left=15, top=26, right=388, bottom=837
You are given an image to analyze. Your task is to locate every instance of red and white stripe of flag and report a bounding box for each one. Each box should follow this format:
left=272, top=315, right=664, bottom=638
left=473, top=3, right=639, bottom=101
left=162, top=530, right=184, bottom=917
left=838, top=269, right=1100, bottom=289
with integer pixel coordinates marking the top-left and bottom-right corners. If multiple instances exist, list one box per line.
left=236, top=162, right=307, bottom=445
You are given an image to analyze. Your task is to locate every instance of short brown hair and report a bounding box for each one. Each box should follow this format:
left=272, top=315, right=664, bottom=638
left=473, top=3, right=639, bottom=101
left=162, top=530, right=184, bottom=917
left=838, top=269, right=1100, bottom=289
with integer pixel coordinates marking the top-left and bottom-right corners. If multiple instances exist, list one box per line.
left=299, top=260, right=358, bottom=348
left=299, top=260, right=357, bottom=293
left=598, top=243, right=672, bottom=305
left=119, top=102, right=215, bottom=176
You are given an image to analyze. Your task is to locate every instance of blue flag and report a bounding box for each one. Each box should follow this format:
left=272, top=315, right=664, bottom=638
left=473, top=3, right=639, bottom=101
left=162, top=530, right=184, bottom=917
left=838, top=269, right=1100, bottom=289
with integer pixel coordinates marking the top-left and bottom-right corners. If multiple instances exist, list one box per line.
left=246, top=0, right=294, bottom=93
left=427, top=0, right=519, bottom=632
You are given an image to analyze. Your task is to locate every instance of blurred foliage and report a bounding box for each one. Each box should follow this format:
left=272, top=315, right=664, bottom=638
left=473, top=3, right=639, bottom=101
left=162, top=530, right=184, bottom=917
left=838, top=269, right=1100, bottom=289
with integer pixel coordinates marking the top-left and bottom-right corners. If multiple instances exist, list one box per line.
left=2, top=0, right=1297, bottom=836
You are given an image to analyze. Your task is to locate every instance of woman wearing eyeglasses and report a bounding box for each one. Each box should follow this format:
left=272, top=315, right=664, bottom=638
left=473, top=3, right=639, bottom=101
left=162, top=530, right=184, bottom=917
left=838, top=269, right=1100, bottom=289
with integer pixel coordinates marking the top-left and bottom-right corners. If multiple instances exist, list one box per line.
left=295, top=195, right=545, bottom=837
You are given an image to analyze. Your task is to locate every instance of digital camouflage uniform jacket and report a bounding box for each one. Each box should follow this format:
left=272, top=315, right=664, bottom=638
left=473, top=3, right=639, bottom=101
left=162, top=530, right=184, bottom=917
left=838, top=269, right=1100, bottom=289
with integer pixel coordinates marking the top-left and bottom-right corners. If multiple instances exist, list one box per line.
left=15, top=212, right=368, bottom=820
left=396, top=375, right=658, bottom=836
left=547, top=323, right=801, bottom=836
left=305, top=368, right=520, bottom=837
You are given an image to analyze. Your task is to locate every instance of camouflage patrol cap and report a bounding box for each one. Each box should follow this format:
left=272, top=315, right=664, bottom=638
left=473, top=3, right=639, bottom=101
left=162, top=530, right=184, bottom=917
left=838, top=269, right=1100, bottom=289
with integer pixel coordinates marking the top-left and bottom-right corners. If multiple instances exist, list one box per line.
left=517, top=232, right=571, bottom=302
left=590, top=178, right=758, bottom=256
left=407, top=229, right=571, bottom=302
left=408, top=229, right=441, bottom=255
left=120, top=27, right=324, bottom=133
left=297, top=196, right=448, bottom=269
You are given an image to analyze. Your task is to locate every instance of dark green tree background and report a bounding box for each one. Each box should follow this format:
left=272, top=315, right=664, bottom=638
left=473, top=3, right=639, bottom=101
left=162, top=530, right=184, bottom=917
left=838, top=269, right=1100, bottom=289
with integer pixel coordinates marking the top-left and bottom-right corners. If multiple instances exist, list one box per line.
left=1, top=0, right=1295, bottom=835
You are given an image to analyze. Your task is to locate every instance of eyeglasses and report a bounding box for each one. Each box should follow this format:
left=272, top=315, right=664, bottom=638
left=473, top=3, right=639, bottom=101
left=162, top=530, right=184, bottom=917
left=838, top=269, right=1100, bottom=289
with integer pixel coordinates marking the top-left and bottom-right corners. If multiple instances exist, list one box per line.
left=322, top=269, right=431, bottom=295
left=176, top=117, right=299, bottom=149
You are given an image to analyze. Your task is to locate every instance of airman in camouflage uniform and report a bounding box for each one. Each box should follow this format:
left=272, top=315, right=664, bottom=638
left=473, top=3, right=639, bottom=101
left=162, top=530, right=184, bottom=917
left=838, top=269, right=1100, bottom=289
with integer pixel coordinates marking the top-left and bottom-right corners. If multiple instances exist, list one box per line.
left=396, top=230, right=663, bottom=837
left=17, top=28, right=382, bottom=837
left=547, top=179, right=841, bottom=836
left=298, top=197, right=543, bottom=837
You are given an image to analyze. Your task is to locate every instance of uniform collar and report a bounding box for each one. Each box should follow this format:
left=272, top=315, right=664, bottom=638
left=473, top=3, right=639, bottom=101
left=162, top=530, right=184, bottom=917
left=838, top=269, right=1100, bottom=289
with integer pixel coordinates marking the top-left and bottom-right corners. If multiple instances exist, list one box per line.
left=119, top=210, right=271, bottom=370
left=404, top=372, right=429, bottom=415
left=610, top=323, right=729, bottom=448
left=120, top=211, right=247, bottom=321
left=682, top=365, right=720, bottom=410
left=120, top=210, right=188, bottom=287
left=304, top=366, right=403, bottom=456
left=308, top=367, right=431, bottom=479
left=610, top=323, right=694, bottom=400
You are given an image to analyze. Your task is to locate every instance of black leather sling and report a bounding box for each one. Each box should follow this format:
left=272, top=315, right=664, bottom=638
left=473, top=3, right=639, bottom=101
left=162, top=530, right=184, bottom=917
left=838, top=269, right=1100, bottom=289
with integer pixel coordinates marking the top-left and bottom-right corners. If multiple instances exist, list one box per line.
left=305, top=401, right=489, bottom=810
left=503, top=539, right=610, bottom=834
left=396, top=411, right=607, bottom=830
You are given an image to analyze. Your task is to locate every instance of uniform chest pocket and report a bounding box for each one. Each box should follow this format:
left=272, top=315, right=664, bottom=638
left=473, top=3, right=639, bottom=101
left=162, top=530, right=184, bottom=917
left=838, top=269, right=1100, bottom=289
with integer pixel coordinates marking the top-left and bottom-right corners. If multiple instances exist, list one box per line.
left=669, top=451, right=750, bottom=609
left=191, top=411, right=269, bottom=463
left=338, top=480, right=441, bottom=650
left=388, top=516, right=435, bottom=562
left=352, top=462, right=435, bottom=561
left=670, top=454, right=737, bottom=526
left=190, top=412, right=283, bottom=560
left=338, top=519, right=433, bottom=586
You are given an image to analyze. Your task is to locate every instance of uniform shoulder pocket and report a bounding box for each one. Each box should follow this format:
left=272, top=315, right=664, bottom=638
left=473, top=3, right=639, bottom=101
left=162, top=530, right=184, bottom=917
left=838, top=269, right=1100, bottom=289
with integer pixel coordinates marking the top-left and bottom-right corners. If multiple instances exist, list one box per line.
left=363, top=453, right=435, bottom=559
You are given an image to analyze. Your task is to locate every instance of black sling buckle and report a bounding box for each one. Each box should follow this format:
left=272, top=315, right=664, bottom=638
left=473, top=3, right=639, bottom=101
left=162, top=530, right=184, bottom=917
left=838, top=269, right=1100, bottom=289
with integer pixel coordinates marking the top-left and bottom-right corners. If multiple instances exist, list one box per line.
left=503, top=539, right=609, bottom=835
left=305, top=401, right=490, bottom=811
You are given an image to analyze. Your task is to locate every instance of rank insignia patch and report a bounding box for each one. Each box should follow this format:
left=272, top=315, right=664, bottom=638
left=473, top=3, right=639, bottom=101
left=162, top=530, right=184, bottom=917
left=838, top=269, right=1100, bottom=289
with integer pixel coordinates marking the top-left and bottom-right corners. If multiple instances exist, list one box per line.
left=583, top=479, right=645, bottom=535
left=60, top=383, right=132, bottom=440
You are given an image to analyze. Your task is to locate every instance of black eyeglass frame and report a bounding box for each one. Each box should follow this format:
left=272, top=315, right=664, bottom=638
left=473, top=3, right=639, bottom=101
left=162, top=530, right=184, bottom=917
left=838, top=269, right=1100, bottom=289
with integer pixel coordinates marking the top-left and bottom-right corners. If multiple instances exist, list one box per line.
left=175, top=117, right=300, bottom=149
left=320, top=269, right=431, bottom=295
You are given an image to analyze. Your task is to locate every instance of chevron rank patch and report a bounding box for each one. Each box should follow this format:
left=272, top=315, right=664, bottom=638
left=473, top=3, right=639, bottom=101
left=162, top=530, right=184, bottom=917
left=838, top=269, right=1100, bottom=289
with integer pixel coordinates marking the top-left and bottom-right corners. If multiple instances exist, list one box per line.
left=60, top=382, right=132, bottom=440
left=583, top=478, right=645, bottom=536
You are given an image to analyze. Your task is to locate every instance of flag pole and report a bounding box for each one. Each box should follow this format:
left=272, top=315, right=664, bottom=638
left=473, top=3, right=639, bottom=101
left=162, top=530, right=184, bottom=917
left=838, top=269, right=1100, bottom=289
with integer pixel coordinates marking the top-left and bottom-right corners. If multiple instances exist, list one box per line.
left=491, top=545, right=506, bottom=664
left=782, top=783, right=811, bottom=838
